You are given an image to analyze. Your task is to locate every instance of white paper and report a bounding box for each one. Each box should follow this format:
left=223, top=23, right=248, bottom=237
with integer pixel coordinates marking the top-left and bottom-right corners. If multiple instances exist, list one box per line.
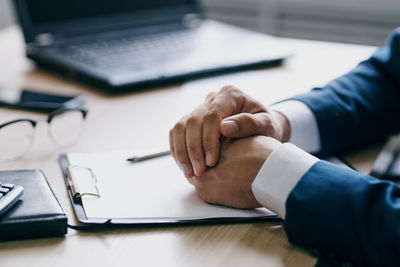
left=67, top=151, right=276, bottom=221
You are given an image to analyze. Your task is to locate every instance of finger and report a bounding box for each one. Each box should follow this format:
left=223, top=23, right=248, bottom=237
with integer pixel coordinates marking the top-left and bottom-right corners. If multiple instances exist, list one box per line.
left=169, top=129, right=175, bottom=159
left=202, top=111, right=221, bottom=167
left=193, top=86, right=244, bottom=167
left=220, top=113, right=276, bottom=138
left=172, top=122, right=194, bottom=178
left=185, top=117, right=206, bottom=177
left=187, top=177, right=195, bottom=186
left=209, top=86, right=244, bottom=117
left=198, top=87, right=243, bottom=166
left=170, top=129, right=183, bottom=169
left=241, top=97, right=268, bottom=114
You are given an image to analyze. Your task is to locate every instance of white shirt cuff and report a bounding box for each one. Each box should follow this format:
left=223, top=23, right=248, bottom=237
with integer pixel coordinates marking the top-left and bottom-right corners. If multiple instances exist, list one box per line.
left=251, top=143, right=319, bottom=219
left=270, top=100, right=321, bottom=153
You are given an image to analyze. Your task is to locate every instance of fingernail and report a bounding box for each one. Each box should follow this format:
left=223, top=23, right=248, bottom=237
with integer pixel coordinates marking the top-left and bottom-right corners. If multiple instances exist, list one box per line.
left=192, top=160, right=201, bottom=176
left=222, top=120, right=239, bottom=134
left=180, top=163, right=191, bottom=177
left=205, top=152, right=213, bottom=166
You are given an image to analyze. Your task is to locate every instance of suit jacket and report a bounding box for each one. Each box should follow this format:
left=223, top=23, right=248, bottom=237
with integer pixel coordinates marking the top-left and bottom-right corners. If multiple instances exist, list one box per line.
left=285, top=28, right=400, bottom=266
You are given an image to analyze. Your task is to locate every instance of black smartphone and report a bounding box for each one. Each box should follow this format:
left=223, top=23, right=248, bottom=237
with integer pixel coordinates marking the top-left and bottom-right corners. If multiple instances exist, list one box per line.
left=0, top=87, right=85, bottom=112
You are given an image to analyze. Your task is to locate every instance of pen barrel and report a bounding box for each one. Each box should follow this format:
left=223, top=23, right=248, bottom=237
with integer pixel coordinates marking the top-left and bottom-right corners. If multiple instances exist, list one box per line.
left=127, top=150, right=171, bottom=162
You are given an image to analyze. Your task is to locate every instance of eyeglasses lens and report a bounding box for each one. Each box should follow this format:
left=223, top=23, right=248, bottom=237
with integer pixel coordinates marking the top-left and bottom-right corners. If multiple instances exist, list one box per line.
left=48, top=110, right=85, bottom=147
left=0, top=121, right=35, bottom=162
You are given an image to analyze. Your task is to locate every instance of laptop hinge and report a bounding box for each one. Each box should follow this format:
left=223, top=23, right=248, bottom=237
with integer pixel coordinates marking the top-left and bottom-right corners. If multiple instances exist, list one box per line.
left=32, top=13, right=202, bottom=47
left=182, top=13, right=202, bottom=28
left=34, top=33, right=55, bottom=47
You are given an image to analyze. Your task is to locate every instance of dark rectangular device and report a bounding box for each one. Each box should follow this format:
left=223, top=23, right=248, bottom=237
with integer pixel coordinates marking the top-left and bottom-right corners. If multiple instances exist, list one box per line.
left=14, top=0, right=291, bottom=93
left=0, top=170, right=67, bottom=241
left=0, top=87, right=85, bottom=112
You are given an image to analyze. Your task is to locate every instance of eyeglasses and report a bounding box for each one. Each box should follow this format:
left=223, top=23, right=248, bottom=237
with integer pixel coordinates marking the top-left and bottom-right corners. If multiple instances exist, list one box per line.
left=0, top=107, right=88, bottom=162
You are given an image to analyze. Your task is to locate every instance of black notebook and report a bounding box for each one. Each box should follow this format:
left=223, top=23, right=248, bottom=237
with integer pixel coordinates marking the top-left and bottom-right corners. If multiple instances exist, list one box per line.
left=0, top=170, right=67, bottom=241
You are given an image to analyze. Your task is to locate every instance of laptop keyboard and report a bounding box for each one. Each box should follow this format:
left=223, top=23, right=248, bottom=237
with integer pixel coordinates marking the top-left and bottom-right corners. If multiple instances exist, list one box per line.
left=59, top=30, right=196, bottom=69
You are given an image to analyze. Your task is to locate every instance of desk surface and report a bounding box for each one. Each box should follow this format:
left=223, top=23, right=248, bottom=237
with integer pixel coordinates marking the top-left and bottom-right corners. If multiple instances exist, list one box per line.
left=0, top=26, right=379, bottom=267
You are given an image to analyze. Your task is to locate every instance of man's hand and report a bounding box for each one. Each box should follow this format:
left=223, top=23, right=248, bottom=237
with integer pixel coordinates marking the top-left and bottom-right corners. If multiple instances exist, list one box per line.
left=189, top=136, right=281, bottom=209
left=169, top=85, right=290, bottom=178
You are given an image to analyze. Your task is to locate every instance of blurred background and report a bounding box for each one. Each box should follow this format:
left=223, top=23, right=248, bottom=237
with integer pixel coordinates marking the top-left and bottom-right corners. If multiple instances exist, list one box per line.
left=1, top=0, right=400, bottom=46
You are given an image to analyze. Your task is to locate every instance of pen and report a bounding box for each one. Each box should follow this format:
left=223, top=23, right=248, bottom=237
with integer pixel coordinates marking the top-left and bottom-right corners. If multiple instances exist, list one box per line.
left=126, top=150, right=171, bottom=162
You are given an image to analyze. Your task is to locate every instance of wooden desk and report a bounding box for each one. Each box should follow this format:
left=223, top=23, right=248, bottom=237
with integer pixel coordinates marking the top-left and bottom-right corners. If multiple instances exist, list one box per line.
left=0, top=26, right=378, bottom=267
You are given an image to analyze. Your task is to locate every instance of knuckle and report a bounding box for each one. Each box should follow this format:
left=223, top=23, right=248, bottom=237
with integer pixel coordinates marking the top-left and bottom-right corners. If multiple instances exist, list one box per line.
left=220, top=85, right=236, bottom=93
left=185, top=116, right=200, bottom=128
left=231, top=90, right=245, bottom=101
left=173, top=121, right=185, bottom=132
left=206, top=92, right=217, bottom=100
left=187, top=144, right=200, bottom=155
left=264, top=123, right=275, bottom=136
left=203, top=135, right=216, bottom=148
left=240, top=113, right=262, bottom=132
left=260, top=112, right=272, bottom=123
left=203, top=135, right=219, bottom=152
left=204, top=111, right=220, bottom=122
left=226, top=89, right=245, bottom=106
left=174, top=147, right=188, bottom=159
left=241, top=113, right=253, bottom=123
left=222, top=85, right=242, bottom=97
left=254, top=116, right=263, bottom=129
left=258, top=114, right=273, bottom=133
left=241, top=113, right=252, bottom=120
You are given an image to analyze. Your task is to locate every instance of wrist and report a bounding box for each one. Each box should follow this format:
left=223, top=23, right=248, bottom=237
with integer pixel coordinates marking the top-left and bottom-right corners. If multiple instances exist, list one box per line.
left=271, top=110, right=291, bottom=143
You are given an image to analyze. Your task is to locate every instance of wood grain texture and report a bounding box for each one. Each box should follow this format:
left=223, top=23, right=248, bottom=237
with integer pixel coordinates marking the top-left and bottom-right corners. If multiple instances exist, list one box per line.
left=0, top=26, right=377, bottom=267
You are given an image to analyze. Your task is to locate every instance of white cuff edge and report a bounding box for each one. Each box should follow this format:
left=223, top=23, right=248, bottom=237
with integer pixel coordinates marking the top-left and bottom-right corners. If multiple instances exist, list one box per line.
left=251, top=143, right=319, bottom=219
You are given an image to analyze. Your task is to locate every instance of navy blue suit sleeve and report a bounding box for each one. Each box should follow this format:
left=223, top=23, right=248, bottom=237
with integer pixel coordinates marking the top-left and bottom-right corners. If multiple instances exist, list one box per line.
left=285, top=161, right=400, bottom=266
left=290, top=28, right=400, bottom=157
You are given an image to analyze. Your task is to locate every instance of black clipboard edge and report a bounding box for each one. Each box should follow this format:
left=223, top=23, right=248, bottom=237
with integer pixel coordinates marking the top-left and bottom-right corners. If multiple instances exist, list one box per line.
left=59, top=154, right=102, bottom=224
left=58, top=154, right=279, bottom=226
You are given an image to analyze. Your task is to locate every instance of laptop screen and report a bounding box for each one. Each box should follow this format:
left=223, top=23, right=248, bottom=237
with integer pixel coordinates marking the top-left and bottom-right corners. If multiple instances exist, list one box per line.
left=25, top=0, right=194, bottom=25
left=15, top=0, right=198, bottom=42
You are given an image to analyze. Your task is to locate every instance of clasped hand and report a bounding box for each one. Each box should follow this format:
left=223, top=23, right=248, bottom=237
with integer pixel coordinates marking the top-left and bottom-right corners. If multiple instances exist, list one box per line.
left=169, top=85, right=289, bottom=208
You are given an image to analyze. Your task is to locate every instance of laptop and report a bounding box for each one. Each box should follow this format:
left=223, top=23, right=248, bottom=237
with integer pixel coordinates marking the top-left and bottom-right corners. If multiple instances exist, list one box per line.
left=14, top=0, right=291, bottom=93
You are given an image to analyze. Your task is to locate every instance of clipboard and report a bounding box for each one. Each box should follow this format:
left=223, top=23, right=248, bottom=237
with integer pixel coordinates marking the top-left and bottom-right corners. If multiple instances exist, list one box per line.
left=59, top=150, right=278, bottom=225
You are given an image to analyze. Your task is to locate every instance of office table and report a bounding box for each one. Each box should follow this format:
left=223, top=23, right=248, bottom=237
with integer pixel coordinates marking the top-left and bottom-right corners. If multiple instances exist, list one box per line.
left=0, top=25, right=380, bottom=267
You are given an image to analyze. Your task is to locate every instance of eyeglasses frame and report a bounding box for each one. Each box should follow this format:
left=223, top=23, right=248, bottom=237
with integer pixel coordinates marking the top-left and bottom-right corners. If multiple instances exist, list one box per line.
left=0, top=107, right=88, bottom=161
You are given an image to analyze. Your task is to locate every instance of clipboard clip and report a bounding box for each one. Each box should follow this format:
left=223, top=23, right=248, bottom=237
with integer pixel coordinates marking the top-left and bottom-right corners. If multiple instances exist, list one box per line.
left=66, top=165, right=100, bottom=199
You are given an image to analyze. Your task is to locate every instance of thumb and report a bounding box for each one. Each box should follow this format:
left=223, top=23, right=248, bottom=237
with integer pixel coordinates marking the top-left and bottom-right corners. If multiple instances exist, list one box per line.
left=220, top=113, right=275, bottom=138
